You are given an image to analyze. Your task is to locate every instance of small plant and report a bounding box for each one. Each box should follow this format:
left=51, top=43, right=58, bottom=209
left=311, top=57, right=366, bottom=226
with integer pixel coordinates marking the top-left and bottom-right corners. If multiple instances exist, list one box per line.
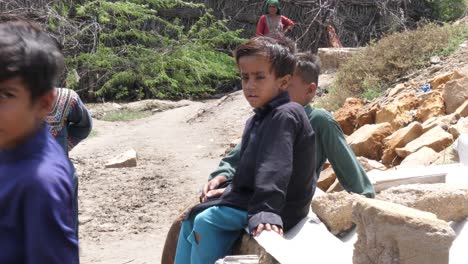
left=102, top=110, right=152, bottom=122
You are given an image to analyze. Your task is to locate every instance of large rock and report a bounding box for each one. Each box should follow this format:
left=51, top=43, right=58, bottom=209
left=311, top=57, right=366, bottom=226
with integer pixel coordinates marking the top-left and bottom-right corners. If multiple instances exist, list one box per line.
left=232, top=234, right=276, bottom=264
left=388, top=83, right=407, bottom=97
left=430, top=71, right=457, bottom=90
left=311, top=191, right=355, bottom=235
left=432, top=144, right=459, bottom=165
left=317, top=167, right=336, bottom=192
left=399, top=147, right=439, bottom=167
left=395, top=125, right=453, bottom=158
left=105, top=149, right=138, bottom=168
left=317, top=47, right=360, bottom=72
left=376, top=92, right=419, bottom=130
left=455, top=100, right=468, bottom=117
left=326, top=178, right=344, bottom=193
left=449, top=117, right=468, bottom=139
left=333, top=98, right=363, bottom=135
left=422, top=113, right=460, bottom=133
left=381, top=122, right=423, bottom=165
left=378, top=184, right=468, bottom=222
left=355, top=102, right=380, bottom=129
left=347, top=123, right=394, bottom=160
left=357, top=157, right=386, bottom=171
left=352, top=197, right=456, bottom=264
left=443, top=77, right=468, bottom=114
left=416, top=91, right=445, bottom=122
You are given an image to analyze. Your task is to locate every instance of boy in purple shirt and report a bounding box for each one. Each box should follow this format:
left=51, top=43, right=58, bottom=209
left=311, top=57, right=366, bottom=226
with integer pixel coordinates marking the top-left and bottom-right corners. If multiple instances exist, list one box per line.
left=0, top=18, right=79, bottom=263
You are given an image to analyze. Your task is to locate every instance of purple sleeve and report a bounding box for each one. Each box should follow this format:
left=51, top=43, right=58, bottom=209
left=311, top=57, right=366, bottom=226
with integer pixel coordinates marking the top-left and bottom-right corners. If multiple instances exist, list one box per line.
left=23, top=169, right=79, bottom=264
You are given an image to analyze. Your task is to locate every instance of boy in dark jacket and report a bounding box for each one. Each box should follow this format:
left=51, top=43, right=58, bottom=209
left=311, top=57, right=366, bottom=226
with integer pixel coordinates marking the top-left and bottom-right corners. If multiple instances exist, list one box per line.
left=0, top=18, right=79, bottom=263
left=174, top=37, right=317, bottom=264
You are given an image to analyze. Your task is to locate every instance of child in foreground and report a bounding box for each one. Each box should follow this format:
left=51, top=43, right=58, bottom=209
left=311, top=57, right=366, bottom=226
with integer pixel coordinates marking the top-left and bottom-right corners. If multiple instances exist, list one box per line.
left=0, top=18, right=79, bottom=263
left=174, top=36, right=317, bottom=263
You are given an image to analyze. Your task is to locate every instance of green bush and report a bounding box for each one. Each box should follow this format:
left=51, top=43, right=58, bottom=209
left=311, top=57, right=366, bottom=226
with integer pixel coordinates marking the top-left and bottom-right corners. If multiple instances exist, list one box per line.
left=426, top=0, right=467, bottom=22
left=60, top=0, right=244, bottom=101
left=319, top=23, right=468, bottom=110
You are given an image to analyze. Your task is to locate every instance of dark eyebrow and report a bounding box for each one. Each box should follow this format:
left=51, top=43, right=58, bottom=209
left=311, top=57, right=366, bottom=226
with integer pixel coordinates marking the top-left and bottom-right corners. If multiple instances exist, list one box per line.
left=0, top=86, right=20, bottom=93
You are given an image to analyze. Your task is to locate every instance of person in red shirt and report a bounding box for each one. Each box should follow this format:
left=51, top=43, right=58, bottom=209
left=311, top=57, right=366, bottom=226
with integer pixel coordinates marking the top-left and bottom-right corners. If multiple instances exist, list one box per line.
left=256, top=0, right=294, bottom=40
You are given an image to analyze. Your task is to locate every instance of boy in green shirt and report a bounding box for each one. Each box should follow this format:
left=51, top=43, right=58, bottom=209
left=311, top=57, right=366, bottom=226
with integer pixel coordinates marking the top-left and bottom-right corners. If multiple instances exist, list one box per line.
left=162, top=52, right=375, bottom=264
left=203, top=53, right=375, bottom=201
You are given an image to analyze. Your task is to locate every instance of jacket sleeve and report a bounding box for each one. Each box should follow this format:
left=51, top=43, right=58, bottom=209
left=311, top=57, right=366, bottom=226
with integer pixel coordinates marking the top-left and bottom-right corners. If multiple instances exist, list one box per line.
left=281, top=15, right=295, bottom=30
left=256, top=15, right=267, bottom=36
left=208, top=143, right=242, bottom=182
left=247, top=111, right=298, bottom=233
left=314, top=110, right=375, bottom=198
left=67, top=91, right=92, bottom=151
left=23, top=170, right=79, bottom=263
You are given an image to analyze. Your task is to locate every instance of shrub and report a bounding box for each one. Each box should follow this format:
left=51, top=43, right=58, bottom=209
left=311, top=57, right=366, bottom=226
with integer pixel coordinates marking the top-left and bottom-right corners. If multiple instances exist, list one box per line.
left=320, top=23, right=468, bottom=110
left=61, top=0, right=244, bottom=101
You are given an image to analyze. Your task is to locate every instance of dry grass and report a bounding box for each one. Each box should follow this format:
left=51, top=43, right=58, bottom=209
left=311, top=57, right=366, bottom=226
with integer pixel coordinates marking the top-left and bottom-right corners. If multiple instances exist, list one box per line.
left=317, top=23, right=468, bottom=111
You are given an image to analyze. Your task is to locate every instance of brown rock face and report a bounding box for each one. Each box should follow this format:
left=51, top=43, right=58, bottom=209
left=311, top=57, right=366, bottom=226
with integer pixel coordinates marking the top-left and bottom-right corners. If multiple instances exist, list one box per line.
left=317, top=167, right=337, bottom=192
left=448, top=117, right=468, bottom=139
left=355, top=102, right=380, bottom=129
left=333, top=97, right=363, bottom=135
left=311, top=191, right=355, bottom=235
left=347, top=123, right=394, bottom=160
left=430, top=71, right=456, bottom=90
left=105, top=149, right=138, bottom=168
left=416, top=91, right=445, bottom=122
left=395, top=125, right=453, bottom=158
left=443, top=77, right=468, bottom=114
left=376, top=92, right=419, bottom=130
left=378, top=183, right=468, bottom=222
left=381, top=122, right=423, bottom=165
left=399, top=146, right=439, bottom=167
left=352, top=197, right=456, bottom=264
left=455, top=100, right=468, bottom=117
left=357, top=157, right=386, bottom=171
left=232, top=234, right=276, bottom=264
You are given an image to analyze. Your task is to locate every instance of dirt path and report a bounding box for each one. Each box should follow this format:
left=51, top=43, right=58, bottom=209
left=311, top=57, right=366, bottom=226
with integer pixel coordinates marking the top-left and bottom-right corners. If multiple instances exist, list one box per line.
left=71, top=91, right=252, bottom=263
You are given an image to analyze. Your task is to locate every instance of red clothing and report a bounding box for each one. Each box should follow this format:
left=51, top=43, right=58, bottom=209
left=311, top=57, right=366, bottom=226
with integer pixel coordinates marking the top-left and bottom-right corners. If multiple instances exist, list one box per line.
left=256, top=15, right=295, bottom=38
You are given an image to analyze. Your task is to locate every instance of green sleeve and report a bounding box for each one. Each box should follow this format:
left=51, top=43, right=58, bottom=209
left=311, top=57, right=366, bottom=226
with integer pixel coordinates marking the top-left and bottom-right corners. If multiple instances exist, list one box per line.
left=312, top=109, right=376, bottom=198
left=208, top=142, right=241, bottom=181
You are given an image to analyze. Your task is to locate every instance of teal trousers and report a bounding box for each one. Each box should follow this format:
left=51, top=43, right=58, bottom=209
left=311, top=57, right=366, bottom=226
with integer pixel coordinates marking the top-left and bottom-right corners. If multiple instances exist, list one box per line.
left=174, top=206, right=248, bottom=264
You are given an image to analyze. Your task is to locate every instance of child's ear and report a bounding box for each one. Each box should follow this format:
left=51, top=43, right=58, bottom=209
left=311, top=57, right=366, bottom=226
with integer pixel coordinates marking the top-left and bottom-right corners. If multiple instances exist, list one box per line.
left=36, top=89, right=56, bottom=118
left=280, top=74, right=292, bottom=90
left=308, top=83, right=317, bottom=97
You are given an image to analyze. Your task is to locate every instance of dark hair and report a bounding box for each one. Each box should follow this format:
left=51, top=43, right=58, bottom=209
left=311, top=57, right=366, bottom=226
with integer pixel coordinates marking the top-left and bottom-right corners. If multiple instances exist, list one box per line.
left=234, top=36, right=296, bottom=78
left=0, top=16, right=64, bottom=101
left=295, top=52, right=320, bottom=85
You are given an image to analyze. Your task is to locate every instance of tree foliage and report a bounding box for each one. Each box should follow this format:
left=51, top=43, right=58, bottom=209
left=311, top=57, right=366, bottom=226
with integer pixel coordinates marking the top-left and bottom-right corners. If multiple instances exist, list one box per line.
left=52, top=0, right=243, bottom=101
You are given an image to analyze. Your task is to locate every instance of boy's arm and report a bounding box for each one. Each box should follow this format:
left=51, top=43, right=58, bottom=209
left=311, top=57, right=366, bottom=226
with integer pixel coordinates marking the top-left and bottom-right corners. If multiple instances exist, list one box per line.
left=207, top=142, right=241, bottom=182
left=314, top=110, right=375, bottom=198
left=67, top=91, right=92, bottom=151
left=247, top=111, right=297, bottom=233
left=23, top=171, right=79, bottom=263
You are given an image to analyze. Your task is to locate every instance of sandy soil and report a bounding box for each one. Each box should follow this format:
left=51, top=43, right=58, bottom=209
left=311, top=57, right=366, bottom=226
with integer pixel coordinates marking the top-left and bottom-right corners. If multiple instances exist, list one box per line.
left=72, top=91, right=252, bottom=263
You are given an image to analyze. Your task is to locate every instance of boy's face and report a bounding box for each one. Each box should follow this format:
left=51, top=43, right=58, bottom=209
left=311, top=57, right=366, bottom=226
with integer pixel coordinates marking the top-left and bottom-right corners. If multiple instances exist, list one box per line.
left=288, top=72, right=316, bottom=106
left=0, top=77, right=54, bottom=150
left=238, top=55, right=290, bottom=108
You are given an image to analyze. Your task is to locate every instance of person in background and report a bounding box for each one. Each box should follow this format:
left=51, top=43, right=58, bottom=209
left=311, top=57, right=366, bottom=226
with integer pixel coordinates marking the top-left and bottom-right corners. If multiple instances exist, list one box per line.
left=46, top=87, right=92, bottom=237
left=256, top=0, right=295, bottom=40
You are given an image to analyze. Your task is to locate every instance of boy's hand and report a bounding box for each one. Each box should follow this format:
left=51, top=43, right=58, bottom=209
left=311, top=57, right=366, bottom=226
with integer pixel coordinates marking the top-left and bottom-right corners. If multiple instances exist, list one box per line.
left=252, top=223, right=283, bottom=237
left=199, top=175, right=227, bottom=202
